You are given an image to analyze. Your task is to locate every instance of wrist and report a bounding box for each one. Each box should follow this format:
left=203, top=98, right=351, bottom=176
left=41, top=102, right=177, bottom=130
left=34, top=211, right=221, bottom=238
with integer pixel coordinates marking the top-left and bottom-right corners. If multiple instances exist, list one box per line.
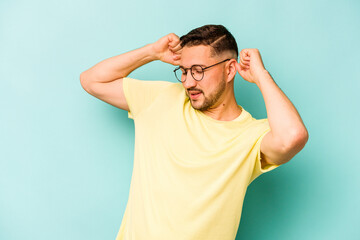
left=255, top=69, right=272, bottom=86
left=146, top=43, right=161, bottom=61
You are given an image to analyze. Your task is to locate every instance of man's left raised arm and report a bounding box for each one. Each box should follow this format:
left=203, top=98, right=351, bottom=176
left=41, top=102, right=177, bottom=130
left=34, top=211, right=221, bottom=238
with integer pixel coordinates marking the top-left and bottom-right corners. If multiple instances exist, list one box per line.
left=236, top=48, right=309, bottom=166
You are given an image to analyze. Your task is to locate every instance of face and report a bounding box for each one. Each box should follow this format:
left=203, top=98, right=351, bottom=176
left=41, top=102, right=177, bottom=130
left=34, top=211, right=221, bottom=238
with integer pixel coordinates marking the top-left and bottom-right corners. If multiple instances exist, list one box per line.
left=179, top=45, right=228, bottom=111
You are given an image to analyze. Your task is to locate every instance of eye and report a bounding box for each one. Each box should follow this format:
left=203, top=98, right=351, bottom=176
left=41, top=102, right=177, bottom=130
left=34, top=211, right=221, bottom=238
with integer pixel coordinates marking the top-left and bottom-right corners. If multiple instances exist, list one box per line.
left=192, top=66, right=203, bottom=73
left=180, top=68, right=187, bottom=74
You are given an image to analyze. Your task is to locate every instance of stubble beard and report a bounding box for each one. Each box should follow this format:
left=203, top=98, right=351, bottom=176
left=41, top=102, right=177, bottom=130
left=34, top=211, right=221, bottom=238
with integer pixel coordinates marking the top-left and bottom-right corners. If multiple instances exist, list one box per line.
left=191, top=78, right=227, bottom=111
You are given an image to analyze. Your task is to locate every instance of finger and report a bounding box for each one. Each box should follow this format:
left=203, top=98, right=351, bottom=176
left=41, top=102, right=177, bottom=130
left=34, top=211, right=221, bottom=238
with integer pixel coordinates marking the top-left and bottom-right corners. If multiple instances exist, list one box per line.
left=240, top=54, right=248, bottom=62
left=240, top=58, right=249, bottom=66
left=242, top=56, right=250, bottom=61
left=169, top=41, right=178, bottom=49
left=239, top=61, right=246, bottom=70
left=239, top=59, right=248, bottom=68
left=235, top=62, right=241, bottom=73
left=241, top=58, right=250, bottom=65
left=239, top=60, right=245, bottom=68
left=173, top=58, right=181, bottom=66
left=170, top=43, right=182, bottom=53
left=239, top=57, right=249, bottom=66
left=168, top=35, right=180, bottom=48
left=169, top=32, right=180, bottom=41
left=236, top=62, right=248, bottom=74
left=173, top=54, right=181, bottom=60
left=240, top=62, right=250, bottom=71
left=244, top=49, right=250, bottom=58
left=240, top=49, right=250, bottom=60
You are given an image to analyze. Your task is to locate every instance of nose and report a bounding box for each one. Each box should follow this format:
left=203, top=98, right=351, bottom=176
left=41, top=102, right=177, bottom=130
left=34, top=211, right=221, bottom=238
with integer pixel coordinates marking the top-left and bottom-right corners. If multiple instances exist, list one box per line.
left=182, top=70, right=197, bottom=89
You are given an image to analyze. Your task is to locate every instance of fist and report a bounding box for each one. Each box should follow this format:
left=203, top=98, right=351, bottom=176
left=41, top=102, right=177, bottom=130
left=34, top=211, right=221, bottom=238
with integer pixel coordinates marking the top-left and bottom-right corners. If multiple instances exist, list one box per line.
left=151, top=33, right=182, bottom=66
left=235, top=48, right=268, bottom=84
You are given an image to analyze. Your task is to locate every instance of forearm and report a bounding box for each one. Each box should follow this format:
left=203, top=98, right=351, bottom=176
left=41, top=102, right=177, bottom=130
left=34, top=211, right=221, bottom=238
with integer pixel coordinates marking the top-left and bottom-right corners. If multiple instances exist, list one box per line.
left=80, top=43, right=158, bottom=83
left=256, top=70, right=308, bottom=147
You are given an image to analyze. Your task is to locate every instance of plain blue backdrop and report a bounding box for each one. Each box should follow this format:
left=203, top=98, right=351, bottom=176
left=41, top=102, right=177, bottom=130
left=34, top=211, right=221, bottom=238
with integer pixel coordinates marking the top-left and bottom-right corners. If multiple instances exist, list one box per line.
left=1, top=0, right=359, bottom=239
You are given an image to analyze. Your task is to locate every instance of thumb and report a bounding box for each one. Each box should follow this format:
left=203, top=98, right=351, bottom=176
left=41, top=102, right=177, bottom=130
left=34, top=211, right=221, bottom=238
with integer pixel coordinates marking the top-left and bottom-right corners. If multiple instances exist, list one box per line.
left=170, top=42, right=182, bottom=53
left=168, top=35, right=180, bottom=48
left=169, top=40, right=178, bottom=49
left=235, top=62, right=241, bottom=74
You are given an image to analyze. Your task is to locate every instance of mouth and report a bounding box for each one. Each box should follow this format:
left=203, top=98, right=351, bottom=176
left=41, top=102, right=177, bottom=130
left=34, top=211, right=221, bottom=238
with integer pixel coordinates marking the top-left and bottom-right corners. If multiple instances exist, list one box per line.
left=189, top=91, right=202, bottom=99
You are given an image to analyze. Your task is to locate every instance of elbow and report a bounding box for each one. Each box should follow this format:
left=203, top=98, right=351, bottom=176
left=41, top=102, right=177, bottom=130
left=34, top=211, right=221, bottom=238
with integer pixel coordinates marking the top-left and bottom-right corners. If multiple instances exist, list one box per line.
left=295, top=127, right=309, bottom=147
left=80, top=72, right=87, bottom=86
left=80, top=72, right=92, bottom=93
left=285, top=128, right=309, bottom=153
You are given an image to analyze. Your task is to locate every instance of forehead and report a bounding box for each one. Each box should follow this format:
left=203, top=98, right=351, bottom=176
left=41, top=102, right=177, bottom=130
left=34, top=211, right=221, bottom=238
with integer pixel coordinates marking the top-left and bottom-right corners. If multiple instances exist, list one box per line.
left=179, top=45, right=215, bottom=68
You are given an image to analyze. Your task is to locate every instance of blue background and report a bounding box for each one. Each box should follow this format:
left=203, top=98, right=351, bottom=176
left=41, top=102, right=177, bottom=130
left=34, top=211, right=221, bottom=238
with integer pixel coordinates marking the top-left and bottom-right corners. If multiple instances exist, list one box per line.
left=1, top=0, right=359, bottom=239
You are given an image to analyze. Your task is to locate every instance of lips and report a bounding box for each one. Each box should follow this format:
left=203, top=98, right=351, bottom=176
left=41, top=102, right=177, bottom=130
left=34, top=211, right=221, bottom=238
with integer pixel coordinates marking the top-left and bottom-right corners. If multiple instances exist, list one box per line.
left=189, top=91, right=202, bottom=99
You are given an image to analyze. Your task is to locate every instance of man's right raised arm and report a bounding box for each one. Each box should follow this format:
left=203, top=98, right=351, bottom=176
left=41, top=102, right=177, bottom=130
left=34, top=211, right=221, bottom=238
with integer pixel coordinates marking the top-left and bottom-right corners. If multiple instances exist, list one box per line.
left=79, top=33, right=182, bottom=111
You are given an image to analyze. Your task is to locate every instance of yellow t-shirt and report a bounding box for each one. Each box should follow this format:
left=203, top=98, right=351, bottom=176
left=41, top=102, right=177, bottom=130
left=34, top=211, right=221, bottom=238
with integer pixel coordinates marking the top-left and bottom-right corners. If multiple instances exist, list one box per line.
left=116, top=77, right=279, bottom=240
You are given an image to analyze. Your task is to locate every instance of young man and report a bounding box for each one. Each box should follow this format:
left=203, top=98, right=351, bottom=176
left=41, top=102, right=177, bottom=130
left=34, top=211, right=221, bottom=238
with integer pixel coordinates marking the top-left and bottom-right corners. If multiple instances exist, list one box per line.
left=80, top=24, right=308, bottom=240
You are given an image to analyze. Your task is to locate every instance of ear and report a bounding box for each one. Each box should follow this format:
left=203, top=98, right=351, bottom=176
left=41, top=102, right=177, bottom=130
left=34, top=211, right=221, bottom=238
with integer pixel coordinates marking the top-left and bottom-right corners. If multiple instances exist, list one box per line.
left=225, top=59, right=237, bottom=83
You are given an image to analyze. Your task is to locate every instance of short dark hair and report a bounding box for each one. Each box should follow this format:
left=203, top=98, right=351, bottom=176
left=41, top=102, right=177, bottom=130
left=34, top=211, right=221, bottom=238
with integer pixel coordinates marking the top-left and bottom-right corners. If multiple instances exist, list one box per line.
left=180, top=24, right=238, bottom=60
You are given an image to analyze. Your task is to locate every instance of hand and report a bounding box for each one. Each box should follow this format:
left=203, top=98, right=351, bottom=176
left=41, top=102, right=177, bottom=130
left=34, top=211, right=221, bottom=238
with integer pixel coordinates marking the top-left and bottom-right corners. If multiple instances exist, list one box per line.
left=151, top=33, right=182, bottom=66
left=235, top=48, right=268, bottom=84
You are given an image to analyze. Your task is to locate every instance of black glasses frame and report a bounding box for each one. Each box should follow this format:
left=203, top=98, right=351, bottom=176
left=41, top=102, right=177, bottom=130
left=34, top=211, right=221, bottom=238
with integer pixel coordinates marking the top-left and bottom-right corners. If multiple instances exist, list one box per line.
left=174, top=58, right=231, bottom=83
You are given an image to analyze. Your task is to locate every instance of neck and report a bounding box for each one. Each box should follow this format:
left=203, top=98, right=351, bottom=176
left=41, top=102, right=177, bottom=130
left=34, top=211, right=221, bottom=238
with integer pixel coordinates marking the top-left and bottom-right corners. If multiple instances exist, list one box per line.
left=201, top=89, right=242, bottom=121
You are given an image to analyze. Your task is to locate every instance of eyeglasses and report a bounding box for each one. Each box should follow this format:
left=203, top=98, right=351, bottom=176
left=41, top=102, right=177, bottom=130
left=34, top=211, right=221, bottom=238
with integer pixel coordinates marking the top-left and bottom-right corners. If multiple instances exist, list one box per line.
left=173, top=58, right=231, bottom=83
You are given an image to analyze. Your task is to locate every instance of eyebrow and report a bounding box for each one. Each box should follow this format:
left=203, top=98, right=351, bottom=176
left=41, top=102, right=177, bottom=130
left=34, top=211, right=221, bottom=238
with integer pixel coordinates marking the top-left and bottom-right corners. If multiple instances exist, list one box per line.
left=179, top=64, right=207, bottom=68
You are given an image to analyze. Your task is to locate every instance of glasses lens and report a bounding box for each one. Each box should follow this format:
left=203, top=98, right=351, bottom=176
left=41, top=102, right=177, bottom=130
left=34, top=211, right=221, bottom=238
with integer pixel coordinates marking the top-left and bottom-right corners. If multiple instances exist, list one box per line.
left=191, top=65, right=203, bottom=81
left=175, top=68, right=186, bottom=82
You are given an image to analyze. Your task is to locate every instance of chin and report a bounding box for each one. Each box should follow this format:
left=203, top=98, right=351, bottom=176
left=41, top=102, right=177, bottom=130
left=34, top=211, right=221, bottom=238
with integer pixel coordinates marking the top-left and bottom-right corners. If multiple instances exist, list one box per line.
left=192, top=102, right=209, bottom=111
left=190, top=102, right=202, bottom=110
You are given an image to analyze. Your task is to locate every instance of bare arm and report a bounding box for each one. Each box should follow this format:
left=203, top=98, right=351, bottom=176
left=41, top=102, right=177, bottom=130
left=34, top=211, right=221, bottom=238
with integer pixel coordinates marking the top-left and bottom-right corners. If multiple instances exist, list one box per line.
left=236, top=48, right=309, bottom=166
left=80, top=33, right=182, bottom=111
left=80, top=43, right=157, bottom=84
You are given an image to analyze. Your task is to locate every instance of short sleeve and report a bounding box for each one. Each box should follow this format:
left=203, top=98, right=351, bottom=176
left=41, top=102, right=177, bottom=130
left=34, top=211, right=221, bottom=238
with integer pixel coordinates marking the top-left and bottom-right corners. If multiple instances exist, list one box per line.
left=122, top=77, right=174, bottom=119
left=248, top=119, right=280, bottom=185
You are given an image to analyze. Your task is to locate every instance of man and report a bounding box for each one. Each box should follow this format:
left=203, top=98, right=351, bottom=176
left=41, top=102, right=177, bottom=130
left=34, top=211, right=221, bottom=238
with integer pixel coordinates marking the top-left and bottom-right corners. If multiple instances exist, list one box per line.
left=80, top=24, right=308, bottom=240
